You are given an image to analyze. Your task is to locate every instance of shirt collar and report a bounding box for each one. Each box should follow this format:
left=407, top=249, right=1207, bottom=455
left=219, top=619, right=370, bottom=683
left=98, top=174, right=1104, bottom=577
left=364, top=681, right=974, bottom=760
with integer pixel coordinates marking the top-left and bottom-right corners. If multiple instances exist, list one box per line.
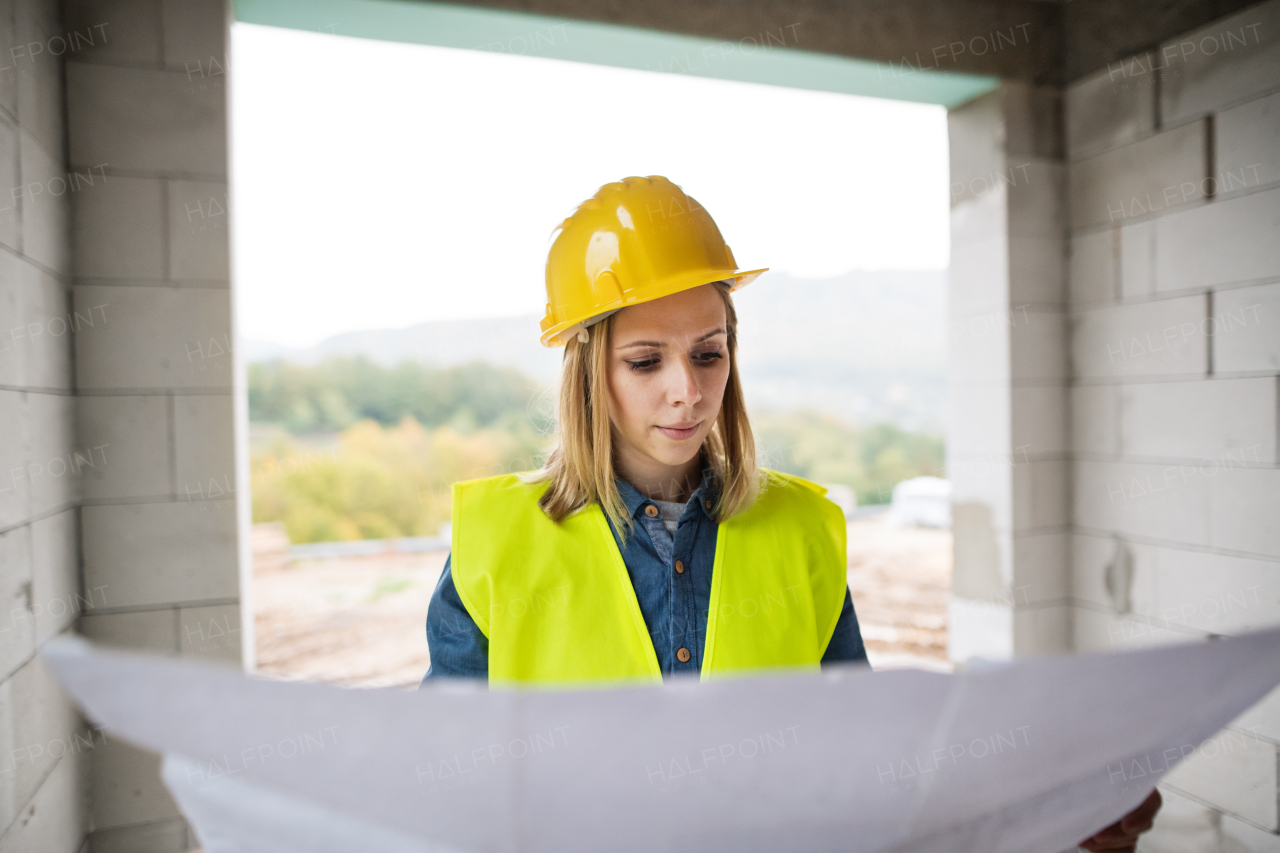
left=614, top=466, right=721, bottom=521
left=614, top=478, right=652, bottom=519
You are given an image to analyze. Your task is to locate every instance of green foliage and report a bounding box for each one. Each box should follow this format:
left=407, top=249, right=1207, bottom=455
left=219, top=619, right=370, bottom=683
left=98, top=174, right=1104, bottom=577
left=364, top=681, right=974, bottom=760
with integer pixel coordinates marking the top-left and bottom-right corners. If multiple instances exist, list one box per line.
left=755, top=412, right=944, bottom=505
left=251, top=417, right=548, bottom=544
left=248, top=357, right=541, bottom=434
left=247, top=358, right=945, bottom=543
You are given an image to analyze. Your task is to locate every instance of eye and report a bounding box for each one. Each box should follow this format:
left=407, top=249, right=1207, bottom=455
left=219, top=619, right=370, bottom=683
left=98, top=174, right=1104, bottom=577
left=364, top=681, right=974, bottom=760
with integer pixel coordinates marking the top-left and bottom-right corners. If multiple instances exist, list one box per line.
left=694, top=350, right=724, bottom=365
left=627, top=358, right=660, bottom=372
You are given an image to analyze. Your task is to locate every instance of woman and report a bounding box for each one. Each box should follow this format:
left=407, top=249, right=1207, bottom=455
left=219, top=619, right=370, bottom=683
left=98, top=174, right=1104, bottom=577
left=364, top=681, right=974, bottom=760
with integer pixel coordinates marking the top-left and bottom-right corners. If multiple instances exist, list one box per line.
left=424, top=175, right=867, bottom=685
left=422, top=175, right=1160, bottom=849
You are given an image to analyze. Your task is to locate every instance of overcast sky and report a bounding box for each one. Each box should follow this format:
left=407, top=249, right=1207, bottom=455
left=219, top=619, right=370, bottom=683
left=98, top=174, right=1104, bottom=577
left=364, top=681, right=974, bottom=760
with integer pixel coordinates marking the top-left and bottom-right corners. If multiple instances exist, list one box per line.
left=231, top=23, right=949, bottom=348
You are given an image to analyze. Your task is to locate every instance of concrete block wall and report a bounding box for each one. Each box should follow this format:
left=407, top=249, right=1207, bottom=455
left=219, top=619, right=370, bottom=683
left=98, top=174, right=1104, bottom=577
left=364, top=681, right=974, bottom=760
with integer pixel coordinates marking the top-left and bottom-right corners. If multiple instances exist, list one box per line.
left=946, top=82, right=1073, bottom=663
left=61, top=0, right=242, bottom=850
left=0, top=0, right=93, bottom=849
left=1064, top=0, right=1280, bottom=847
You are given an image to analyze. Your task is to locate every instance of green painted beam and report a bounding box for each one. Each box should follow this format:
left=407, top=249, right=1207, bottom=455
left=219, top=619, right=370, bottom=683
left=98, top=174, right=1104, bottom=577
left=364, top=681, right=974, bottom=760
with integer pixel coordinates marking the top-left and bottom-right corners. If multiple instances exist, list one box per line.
left=233, top=0, right=999, bottom=108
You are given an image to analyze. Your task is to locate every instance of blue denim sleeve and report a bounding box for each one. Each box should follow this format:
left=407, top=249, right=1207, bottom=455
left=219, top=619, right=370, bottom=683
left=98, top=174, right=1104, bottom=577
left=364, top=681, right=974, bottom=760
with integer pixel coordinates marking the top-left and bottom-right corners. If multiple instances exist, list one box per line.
left=821, top=586, right=870, bottom=666
left=420, top=554, right=489, bottom=685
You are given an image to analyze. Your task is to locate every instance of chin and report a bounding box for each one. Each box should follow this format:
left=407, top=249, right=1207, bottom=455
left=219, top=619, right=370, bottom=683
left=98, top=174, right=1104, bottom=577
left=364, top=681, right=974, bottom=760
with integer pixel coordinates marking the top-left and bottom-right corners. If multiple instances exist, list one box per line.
left=649, top=442, right=703, bottom=468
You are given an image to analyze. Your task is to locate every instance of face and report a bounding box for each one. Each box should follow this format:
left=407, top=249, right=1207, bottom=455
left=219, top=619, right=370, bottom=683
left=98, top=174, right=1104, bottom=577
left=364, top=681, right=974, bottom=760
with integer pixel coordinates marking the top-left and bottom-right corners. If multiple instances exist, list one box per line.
left=606, top=284, right=730, bottom=485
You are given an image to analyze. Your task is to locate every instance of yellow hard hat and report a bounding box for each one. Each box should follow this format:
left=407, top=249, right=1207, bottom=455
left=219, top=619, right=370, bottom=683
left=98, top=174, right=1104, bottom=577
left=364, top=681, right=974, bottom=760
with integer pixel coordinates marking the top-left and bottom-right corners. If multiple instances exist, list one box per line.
left=539, top=176, right=767, bottom=347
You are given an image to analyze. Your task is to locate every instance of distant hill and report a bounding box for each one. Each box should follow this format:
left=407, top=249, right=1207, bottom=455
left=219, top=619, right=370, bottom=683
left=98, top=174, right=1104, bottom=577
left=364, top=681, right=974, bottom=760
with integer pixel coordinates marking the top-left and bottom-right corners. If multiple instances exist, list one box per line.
left=245, top=269, right=947, bottom=431
left=243, top=315, right=563, bottom=382
left=734, top=270, right=946, bottom=431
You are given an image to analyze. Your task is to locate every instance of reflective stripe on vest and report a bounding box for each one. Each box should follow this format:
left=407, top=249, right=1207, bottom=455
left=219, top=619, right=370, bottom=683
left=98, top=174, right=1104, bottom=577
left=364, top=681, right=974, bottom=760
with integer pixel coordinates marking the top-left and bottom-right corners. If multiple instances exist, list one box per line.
left=449, top=470, right=847, bottom=688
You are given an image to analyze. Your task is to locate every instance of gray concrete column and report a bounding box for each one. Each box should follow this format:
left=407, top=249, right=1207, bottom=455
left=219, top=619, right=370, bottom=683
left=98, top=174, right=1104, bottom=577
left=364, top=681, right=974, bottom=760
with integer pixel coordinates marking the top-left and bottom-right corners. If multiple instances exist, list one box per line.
left=946, top=83, right=1072, bottom=662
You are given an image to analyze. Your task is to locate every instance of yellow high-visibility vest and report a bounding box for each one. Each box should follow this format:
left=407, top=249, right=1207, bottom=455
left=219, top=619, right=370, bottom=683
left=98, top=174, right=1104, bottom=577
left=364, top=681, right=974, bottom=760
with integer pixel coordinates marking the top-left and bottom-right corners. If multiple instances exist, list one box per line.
left=449, top=470, right=847, bottom=688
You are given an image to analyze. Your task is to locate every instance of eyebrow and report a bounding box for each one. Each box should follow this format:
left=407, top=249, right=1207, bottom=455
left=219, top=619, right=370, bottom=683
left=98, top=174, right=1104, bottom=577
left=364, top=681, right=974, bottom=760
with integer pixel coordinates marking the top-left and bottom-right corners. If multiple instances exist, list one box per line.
left=617, top=327, right=726, bottom=349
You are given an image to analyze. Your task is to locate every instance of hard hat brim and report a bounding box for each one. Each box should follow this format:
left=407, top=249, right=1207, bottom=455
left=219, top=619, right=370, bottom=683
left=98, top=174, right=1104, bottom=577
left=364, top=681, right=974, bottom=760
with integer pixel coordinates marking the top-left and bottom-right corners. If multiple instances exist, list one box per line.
left=539, top=267, right=767, bottom=347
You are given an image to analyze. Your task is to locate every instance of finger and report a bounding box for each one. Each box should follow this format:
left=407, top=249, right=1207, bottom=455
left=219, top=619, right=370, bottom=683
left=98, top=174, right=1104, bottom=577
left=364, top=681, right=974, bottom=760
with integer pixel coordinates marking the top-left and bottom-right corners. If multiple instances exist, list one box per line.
left=1088, top=821, right=1127, bottom=839
left=1082, top=838, right=1138, bottom=853
left=1121, top=789, right=1163, bottom=832
left=1122, top=816, right=1155, bottom=836
left=1083, top=791, right=1164, bottom=850
left=1080, top=830, right=1140, bottom=850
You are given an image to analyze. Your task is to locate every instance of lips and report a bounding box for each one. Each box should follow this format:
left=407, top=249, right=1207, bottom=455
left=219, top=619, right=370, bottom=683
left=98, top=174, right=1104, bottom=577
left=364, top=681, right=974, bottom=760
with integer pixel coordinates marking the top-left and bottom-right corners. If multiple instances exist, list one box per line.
left=656, top=423, right=699, bottom=441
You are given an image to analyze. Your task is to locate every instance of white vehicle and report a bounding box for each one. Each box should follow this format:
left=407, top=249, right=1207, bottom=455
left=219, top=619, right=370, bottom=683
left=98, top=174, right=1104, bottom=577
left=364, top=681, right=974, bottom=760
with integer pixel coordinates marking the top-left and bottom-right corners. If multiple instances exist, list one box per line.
left=888, top=476, right=951, bottom=528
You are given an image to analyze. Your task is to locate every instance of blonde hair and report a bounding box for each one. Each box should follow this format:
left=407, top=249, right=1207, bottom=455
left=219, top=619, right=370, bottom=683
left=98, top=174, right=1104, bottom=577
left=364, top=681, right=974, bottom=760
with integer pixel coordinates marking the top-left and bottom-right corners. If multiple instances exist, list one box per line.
left=526, top=281, right=759, bottom=534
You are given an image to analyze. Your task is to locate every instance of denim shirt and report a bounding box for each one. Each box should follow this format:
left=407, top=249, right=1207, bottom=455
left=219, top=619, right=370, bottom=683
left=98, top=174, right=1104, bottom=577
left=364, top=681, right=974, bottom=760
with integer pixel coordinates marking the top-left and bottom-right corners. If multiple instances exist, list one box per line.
left=422, top=476, right=868, bottom=683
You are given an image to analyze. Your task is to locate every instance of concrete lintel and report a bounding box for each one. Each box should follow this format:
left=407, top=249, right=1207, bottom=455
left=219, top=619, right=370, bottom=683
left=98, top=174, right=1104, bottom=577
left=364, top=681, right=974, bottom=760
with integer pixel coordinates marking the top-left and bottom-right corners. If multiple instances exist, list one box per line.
left=233, top=0, right=1002, bottom=107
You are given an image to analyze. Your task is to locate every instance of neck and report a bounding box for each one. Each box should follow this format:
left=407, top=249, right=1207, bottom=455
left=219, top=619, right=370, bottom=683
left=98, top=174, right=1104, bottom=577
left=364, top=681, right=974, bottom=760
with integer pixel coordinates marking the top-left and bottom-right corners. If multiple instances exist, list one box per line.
left=615, top=450, right=703, bottom=504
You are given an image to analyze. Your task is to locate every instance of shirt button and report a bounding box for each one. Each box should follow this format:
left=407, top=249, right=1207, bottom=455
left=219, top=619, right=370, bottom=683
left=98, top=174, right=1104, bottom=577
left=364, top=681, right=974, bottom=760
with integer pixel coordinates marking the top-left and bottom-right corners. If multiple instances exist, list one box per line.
left=675, top=560, right=684, bottom=574
left=644, top=505, right=658, bottom=517
left=677, top=648, right=691, bottom=662
left=704, top=500, right=712, bottom=510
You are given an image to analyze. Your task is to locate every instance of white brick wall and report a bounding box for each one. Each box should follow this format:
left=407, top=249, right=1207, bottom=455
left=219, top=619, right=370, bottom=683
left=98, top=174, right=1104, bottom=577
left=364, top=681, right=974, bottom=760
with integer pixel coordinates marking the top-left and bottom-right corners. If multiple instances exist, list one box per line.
left=1219, top=90, right=1280, bottom=188
left=169, top=180, right=230, bottom=282
left=0, top=0, right=93, bottom=849
left=89, top=739, right=182, bottom=829
left=71, top=177, right=166, bottom=280
left=1071, top=384, right=1120, bottom=456
left=0, top=742, right=89, bottom=853
left=1118, top=378, right=1276, bottom=462
left=64, top=63, right=227, bottom=175
left=1075, top=461, right=1280, bottom=558
left=79, top=609, right=178, bottom=655
left=77, top=395, right=172, bottom=499
left=62, top=0, right=239, bottom=849
left=1075, top=459, right=1213, bottom=544
left=1011, top=385, right=1068, bottom=453
left=1072, top=533, right=1280, bottom=636
left=81, top=503, right=238, bottom=608
left=1209, top=466, right=1280, bottom=557
left=1118, top=219, right=1157, bottom=299
left=0, top=121, right=19, bottom=252
left=1068, top=227, right=1116, bottom=305
left=1144, top=786, right=1280, bottom=852
left=1069, top=120, right=1206, bottom=229
left=1165, top=727, right=1279, bottom=830
left=1215, top=280, right=1280, bottom=372
left=1071, top=295, right=1208, bottom=379
left=173, top=394, right=234, bottom=495
left=73, top=286, right=233, bottom=390
left=1067, top=2, right=1280, bottom=845
left=30, top=512, right=79, bottom=645
left=1011, top=307, right=1068, bottom=381
left=1065, top=53, right=1158, bottom=161
left=1011, top=458, right=1069, bottom=532
left=1159, top=1, right=1280, bottom=126
left=1224, top=812, right=1280, bottom=853
left=1143, top=188, right=1280, bottom=293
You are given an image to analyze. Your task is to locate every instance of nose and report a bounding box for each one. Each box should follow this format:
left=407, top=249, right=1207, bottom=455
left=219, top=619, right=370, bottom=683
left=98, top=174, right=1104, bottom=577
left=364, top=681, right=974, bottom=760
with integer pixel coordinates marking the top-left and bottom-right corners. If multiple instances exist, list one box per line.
left=666, top=355, right=702, bottom=407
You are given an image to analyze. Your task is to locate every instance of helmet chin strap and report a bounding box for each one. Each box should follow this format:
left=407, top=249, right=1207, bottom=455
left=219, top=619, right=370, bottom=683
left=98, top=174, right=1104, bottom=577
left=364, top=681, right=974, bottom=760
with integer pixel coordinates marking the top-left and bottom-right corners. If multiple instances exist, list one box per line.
left=570, top=305, right=624, bottom=344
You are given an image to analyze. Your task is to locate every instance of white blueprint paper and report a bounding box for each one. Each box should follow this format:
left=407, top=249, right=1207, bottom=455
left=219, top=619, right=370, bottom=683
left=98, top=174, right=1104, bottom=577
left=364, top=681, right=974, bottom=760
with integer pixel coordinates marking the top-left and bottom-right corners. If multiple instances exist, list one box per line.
left=44, top=628, right=1280, bottom=853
